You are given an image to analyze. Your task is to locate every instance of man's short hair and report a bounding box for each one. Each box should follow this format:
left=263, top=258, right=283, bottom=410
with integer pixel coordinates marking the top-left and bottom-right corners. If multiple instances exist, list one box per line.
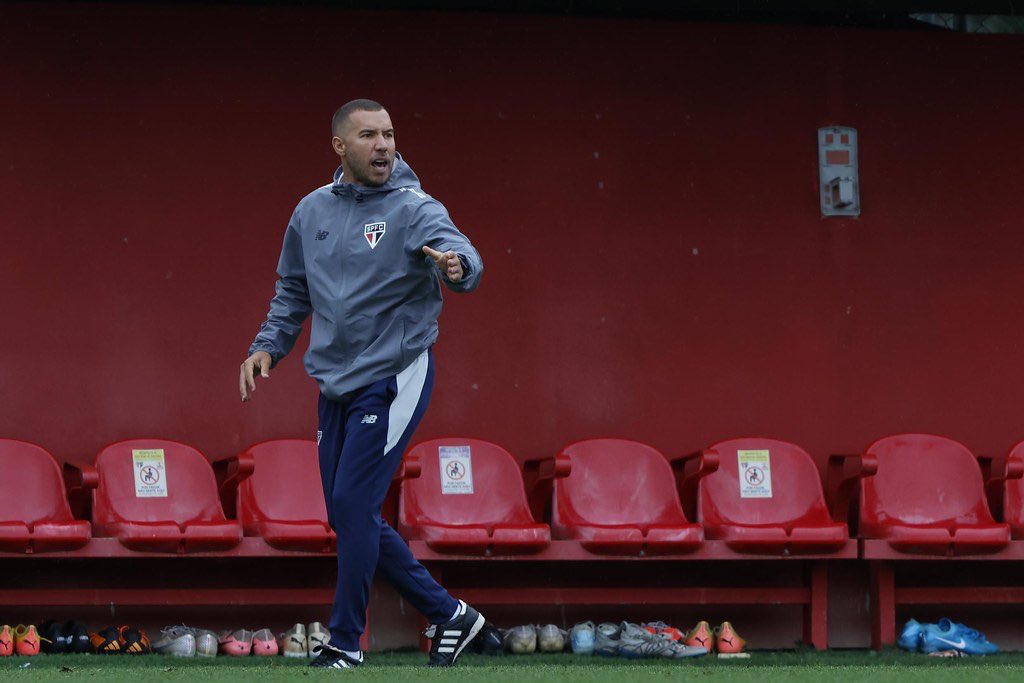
left=332, top=99, right=386, bottom=136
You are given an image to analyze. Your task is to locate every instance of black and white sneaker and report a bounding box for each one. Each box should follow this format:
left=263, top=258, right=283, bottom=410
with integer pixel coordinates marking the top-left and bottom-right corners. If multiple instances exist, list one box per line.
left=309, top=644, right=362, bottom=669
left=427, top=600, right=485, bottom=667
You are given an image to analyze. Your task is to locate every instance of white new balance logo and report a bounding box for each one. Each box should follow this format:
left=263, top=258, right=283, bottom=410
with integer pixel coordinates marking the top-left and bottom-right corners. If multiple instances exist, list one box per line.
left=360, top=414, right=378, bottom=424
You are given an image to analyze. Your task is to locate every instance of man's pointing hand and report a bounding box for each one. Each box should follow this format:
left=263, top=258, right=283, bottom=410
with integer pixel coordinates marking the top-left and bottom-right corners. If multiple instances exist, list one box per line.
left=422, top=245, right=463, bottom=283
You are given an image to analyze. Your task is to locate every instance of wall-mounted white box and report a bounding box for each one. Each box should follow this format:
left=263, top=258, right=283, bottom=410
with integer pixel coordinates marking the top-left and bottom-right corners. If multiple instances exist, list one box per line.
left=819, top=126, right=860, bottom=217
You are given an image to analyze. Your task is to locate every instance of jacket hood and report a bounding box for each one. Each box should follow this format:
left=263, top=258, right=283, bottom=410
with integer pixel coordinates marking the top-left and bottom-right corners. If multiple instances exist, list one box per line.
left=331, top=152, right=421, bottom=197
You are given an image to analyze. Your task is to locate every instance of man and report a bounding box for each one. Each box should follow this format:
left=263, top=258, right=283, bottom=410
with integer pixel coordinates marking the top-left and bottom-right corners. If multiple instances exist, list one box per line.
left=239, top=99, right=485, bottom=669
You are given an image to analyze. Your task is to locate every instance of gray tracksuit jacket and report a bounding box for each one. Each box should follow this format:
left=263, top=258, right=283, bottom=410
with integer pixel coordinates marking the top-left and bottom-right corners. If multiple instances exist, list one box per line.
left=248, top=153, right=483, bottom=400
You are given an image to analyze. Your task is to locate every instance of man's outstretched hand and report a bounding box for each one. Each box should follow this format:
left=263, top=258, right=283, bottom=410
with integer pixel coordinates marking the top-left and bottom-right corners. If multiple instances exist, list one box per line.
left=422, top=246, right=463, bottom=283
left=240, top=350, right=273, bottom=402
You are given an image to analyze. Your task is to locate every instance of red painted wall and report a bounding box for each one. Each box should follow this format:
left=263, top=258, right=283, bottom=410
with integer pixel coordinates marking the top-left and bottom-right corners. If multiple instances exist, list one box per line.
left=3, top=4, right=1024, bottom=470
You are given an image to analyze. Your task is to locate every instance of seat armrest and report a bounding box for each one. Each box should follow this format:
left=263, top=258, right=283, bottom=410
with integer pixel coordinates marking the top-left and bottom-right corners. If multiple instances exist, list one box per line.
left=826, top=452, right=878, bottom=526
left=978, top=455, right=1024, bottom=521
left=63, top=461, right=99, bottom=520
left=978, top=455, right=1024, bottom=482
left=396, top=453, right=421, bottom=480
left=522, top=454, right=571, bottom=523
left=522, top=454, right=571, bottom=487
left=669, top=449, right=720, bottom=521
left=213, top=453, right=255, bottom=519
left=381, top=454, right=421, bottom=528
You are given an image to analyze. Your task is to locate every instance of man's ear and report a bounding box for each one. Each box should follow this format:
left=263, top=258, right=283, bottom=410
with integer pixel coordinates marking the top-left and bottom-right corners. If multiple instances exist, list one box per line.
left=331, top=135, right=345, bottom=157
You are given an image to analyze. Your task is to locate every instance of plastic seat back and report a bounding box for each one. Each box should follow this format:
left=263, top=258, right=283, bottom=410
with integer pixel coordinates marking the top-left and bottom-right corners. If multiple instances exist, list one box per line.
left=0, top=440, right=76, bottom=525
left=554, top=439, right=689, bottom=530
left=93, top=439, right=228, bottom=527
left=860, top=434, right=995, bottom=532
left=239, top=440, right=328, bottom=525
left=400, top=438, right=536, bottom=530
left=700, top=438, right=833, bottom=528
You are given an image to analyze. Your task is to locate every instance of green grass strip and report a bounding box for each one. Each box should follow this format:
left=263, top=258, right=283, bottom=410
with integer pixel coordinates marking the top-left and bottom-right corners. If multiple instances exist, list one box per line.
left=5, top=650, right=1024, bottom=682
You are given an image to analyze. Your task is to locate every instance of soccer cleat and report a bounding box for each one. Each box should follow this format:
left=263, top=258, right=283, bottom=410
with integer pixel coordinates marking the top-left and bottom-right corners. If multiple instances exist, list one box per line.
left=594, top=622, right=621, bottom=656
left=307, top=622, right=329, bottom=657
left=63, top=621, right=91, bottom=654
left=39, top=620, right=88, bottom=654
left=280, top=624, right=308, bottom=658
left=428, top=600, right=485, bottom=666
left=118, top=625, right=152, bottom=655
left=673, top=641, right=713, bottom=658
left=0, top=625, right=14, bottom=656
left=152, top=626, right=197, bottom=657
left=618, top=622, right=673, bottom=659
left=570, top=621, right=595, bottom=655
left=919, top=618, right=999, bottom=656
left=252, top=629, right=279, bottom=656
left=194, top=628, right=218, bottom=658
left=684, top=620, right=714, bottom=653
left=38, top=620, right=62, bottom=654
left=218, top=629, right=254, bottom=656
left=503, top=625, right=537, bottom=654
left=91, top=626, right=122, bottom=654
left=644, top=621, right=685, bottom=643
left=898, top=619, right=924, bottom=652
left=14, top=624, right=46, bottom=656
left=618, top=622, right=708, bottom=659
left=469, top=622, right=504, bottom=656
left=537, top=624, right=567, bottom=653
left=715, top=622, right=746, bottom=655
left=310, top=644, right=362, bottom=668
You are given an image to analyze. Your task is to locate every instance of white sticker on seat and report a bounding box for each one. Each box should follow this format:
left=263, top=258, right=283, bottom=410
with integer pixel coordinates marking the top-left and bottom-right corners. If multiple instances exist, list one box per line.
left=738, top=449, right=772, bottom=498
left=439, top=446, right=474, bottom=495
left=132, top=449, right=168, bottom=498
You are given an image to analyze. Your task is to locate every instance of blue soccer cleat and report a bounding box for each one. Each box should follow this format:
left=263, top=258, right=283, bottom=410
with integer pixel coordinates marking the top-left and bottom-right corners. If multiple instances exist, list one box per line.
left=919, top=618, right=999, bottom=656
left=897, top=619, right=924, bottom=651
left=569, top=621, right=595, bottom=655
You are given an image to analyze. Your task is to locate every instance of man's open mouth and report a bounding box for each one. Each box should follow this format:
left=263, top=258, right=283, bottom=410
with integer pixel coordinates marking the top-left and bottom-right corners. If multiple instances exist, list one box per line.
left=371, top=159, right=389, bottom=170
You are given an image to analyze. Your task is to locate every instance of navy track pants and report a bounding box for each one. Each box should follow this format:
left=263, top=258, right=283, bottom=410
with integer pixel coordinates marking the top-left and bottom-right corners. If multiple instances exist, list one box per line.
left=317, top=348, right=457, bottom=650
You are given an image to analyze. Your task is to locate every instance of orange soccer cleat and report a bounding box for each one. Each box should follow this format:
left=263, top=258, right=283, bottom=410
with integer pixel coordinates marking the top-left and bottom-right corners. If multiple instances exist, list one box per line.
left=90, top=626, right=122, bottom=654
left=118, top=625, right=152, bottom=655
left=0, top=625, right=14, bottom=656
left=715, top=621, right=746, bottom=655
left=683, top=620, right=714, bottom=653
left=14, top=624, right=47, bottom=656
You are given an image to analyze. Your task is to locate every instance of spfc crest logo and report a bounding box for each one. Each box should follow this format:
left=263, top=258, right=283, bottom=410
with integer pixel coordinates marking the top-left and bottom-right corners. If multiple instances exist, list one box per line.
left=364, top=221, right=386, bottom=249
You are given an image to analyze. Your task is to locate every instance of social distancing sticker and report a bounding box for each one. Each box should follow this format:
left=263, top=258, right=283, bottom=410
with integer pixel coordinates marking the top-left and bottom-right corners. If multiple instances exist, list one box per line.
left=738, top=449, right=772, bottom=498
left=439, top=446, right=474, bottom=495
left=133, top=449, right=168, bottom=498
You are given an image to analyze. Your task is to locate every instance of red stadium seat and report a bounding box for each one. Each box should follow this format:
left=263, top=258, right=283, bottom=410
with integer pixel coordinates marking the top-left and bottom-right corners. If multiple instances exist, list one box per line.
left=553, top=439, right=703, bottom=555
left=986, top=440, right=1024, bottom=539
left=0, top=440, right=90, bottom=553
left=699, top=438, right=848, bottom=554
left=399, top=438, right=550, bottom=554
left=234, top=440, right=334, bottom=552
left=860, top=434, right=1009, bottom=555
left=92, top=439, right=241, bottom=553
